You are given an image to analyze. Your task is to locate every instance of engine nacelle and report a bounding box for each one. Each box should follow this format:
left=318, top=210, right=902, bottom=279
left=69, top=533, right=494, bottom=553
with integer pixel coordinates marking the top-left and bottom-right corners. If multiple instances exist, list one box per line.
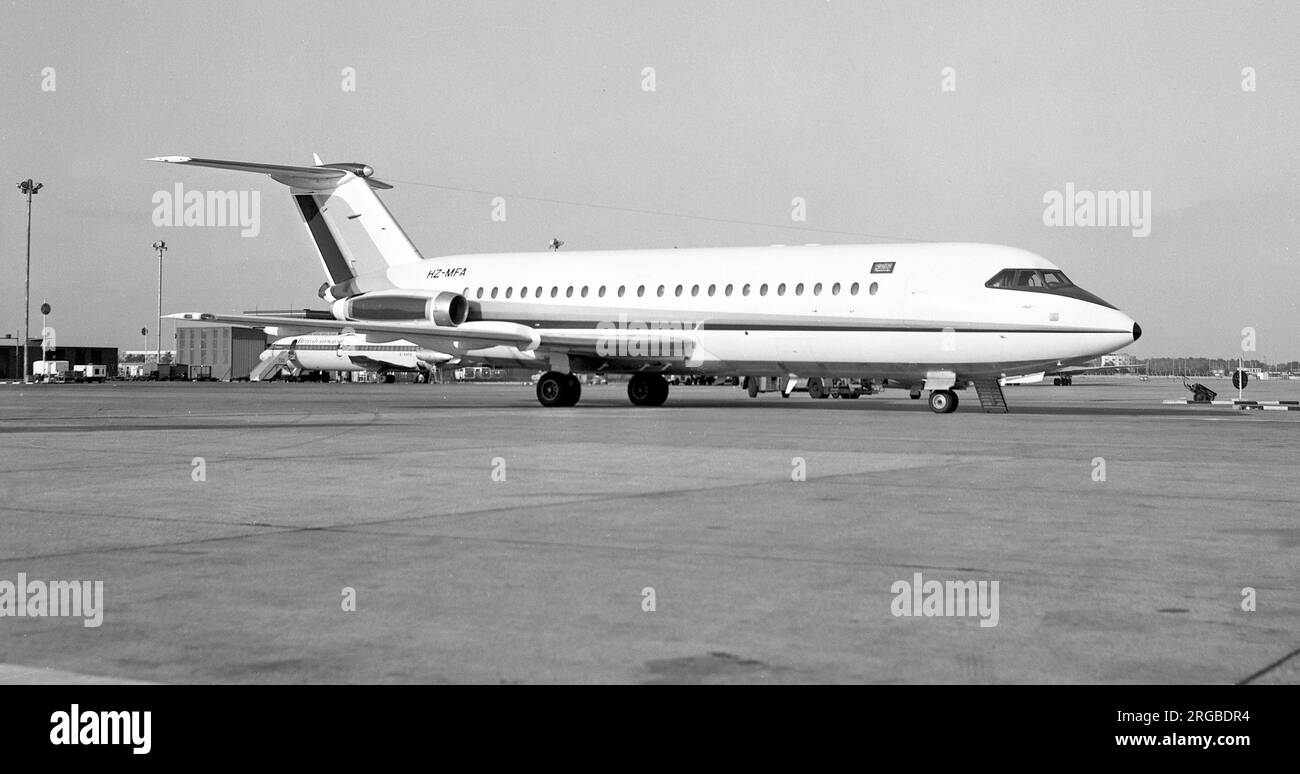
left=414, top=349, right=453, bottom=365
left=335, top=291, right=469, bottom=327
left=318, top=162, right=376, bottom=178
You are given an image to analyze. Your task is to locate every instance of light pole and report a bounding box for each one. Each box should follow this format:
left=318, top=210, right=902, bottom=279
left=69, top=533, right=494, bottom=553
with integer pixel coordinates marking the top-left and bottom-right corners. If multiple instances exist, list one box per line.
left=41, top=300, right=50, bottom=375
left=153, top=241, right=167, bottom=369
left=17, top=179, right=43, bottom=383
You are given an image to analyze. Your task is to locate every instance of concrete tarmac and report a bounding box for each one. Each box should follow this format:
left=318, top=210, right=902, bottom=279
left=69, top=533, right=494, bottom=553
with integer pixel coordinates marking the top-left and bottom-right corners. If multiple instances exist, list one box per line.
left=0, top=378, right=1296, bottom=683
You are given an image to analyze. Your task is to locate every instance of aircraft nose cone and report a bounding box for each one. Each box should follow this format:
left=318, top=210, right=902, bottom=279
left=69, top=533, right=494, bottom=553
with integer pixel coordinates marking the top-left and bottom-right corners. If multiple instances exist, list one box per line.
left=1133, top=322, right=1142, bottom=342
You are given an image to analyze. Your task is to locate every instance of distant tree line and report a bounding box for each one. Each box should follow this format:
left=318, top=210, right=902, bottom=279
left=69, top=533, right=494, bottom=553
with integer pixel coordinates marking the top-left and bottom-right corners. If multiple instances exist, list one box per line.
left=1137, top=357, right=1299, bottom=376
left=121, top=353, right=174, bottom=364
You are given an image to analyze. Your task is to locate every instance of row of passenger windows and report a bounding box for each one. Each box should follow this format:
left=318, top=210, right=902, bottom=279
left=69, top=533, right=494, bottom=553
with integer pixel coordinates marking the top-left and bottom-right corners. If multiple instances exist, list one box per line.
left=465, top=281, right=881, bottom=301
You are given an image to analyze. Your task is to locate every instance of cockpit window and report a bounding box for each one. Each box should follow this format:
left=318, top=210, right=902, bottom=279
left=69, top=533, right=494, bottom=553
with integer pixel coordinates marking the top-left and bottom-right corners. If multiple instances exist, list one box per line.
left=987, top=269, right=1075, bottom=289
left=985, top=268, right=1115, bottom=308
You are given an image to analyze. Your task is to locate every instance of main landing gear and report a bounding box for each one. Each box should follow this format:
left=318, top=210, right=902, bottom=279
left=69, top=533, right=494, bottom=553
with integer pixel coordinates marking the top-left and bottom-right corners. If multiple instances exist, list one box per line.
left=536, top=371, right=582, bottom=407
left=627, top=373, right=669, bottom=406
left=928, top=389, right=959, bottom=414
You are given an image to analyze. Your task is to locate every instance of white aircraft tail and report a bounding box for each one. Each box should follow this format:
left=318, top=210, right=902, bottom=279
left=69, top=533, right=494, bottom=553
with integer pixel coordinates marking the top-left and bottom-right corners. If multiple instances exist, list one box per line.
left=148, top=156, right=424, bottom=297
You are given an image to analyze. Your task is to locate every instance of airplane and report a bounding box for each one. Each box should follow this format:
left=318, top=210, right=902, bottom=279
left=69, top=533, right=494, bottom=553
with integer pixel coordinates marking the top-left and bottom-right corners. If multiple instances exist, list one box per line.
left=1004, top=360, right=1151, bottom=386
left=153, top=155, right=1142, bottom=413
left=255, top=332, right=450, bottom=381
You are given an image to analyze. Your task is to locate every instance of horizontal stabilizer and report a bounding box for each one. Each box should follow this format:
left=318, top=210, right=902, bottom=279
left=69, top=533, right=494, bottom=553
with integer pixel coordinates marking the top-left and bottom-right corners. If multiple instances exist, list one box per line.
left=147, top=156, right=393, bottom=190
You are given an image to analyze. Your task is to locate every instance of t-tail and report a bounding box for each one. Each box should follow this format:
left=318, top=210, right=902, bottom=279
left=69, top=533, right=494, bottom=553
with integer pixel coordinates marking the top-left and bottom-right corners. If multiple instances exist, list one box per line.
left=148, top=155, right=422, bottom=300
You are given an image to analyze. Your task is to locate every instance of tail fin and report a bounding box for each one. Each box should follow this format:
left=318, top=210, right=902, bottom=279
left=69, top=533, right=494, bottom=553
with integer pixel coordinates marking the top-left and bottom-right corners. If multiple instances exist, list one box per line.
left=148, top=156, right=424, bottom=297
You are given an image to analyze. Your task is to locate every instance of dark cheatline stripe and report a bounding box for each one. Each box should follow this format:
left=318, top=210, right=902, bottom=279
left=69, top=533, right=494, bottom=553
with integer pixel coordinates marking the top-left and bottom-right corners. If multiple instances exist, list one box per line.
left=295, top=194, right=352, bottom=286
left=462, top=314, right=1126, bottom=335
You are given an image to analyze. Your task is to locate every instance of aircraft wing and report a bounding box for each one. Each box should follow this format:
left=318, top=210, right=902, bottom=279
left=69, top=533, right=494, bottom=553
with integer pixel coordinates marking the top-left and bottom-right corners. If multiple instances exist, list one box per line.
left=167, top=313, right=538, bottom=351
left=536, top=327, right=699, bottom=357
left=170, top=312, right=712, bottom=365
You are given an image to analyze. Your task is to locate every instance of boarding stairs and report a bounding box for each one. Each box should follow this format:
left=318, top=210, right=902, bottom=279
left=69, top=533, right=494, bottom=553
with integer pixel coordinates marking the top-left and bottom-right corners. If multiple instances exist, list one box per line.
left=972, top=379, right=1009, bottom=413
left=249, top=350, right=293, bottom=382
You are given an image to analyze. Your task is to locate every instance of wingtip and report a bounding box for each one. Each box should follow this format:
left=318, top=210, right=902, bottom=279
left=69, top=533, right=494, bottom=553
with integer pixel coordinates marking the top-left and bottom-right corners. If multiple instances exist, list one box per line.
left=148, top=156, right=192, bottom=163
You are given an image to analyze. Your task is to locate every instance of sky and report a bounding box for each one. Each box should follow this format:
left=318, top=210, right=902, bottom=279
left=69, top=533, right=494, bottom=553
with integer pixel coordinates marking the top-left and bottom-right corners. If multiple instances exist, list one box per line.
left=1, top=1, right=1296, bottom=359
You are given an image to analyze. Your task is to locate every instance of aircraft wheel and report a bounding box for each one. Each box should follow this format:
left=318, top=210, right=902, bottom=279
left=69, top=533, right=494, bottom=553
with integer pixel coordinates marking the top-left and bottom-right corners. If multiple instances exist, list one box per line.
left=909, top=390, right=922, bottom=400
left=628, top=373, right=668, bottom=406
left=807, top=377, right=828, bottom=399
left=537, top=371, right=580, bottom=407
left=561, top=374, right=582, bottom=406
left=1053, top=377, right=1062, bottom=386
left=745, top=377, right=759, bottom=398
left=928, top=389, right=959, bottom=414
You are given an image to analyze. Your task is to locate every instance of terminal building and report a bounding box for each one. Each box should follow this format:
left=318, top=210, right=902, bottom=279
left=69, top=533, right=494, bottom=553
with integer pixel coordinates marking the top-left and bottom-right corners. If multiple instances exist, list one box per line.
left=175, top=325, right=271, bottom=381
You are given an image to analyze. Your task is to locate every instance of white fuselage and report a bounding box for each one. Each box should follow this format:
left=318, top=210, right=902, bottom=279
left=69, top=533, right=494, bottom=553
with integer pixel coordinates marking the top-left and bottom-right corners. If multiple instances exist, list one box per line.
left=337, top=242, right=1138, bottom=383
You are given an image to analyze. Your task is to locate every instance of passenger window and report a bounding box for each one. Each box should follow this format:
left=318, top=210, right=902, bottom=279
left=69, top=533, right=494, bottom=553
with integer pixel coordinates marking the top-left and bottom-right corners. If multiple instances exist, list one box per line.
left=637, top=285, right=645, bottom=297
left=657, top=285, right=665, bottom=297
left=491, top=287, right=498, bottom=299
left=505, top=287, right=513, bottom=298
left=691, top=285, right=700, bottom=297
left=550, top=287, right=558, bottom=298
left=831, top=282, right=840, bottom=295
left=850, top=282, right=860, bottom=295
left=760, top=283, right=768, bottom=296
left=869, top=282, right=878, bottom=295
left=795, top=283, right=804, bottom=296
left=476, top=287, right=484, bottom=299
left=777, top=283, right=786, bottom=296
left=674, top=285, right=682, bottom=297
left=580, top=286, right=588, bottom=298
left=521, top=286, right=529, bottom=298
left=598, top=286, right=606, bottom=298
left=708, top=284, right=716, bottom=296
left=618, top=285, right=626, bottom=297
left=742, top=283, right=750, bottom=296
left=813, top=282, right=822, bottom=296
left=565, top=286, right=574, bottom=298
left=725, top=284, right=733, bottom=296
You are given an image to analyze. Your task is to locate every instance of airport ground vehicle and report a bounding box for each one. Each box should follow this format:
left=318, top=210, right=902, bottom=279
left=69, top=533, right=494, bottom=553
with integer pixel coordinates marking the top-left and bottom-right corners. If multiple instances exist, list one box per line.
left=148, top=364, right=189, bottom=381
left=72, top=364, right=108, bottom=383
left=32, top=360, right=71, bottom=382
left=743, top=376, right=872, bottom=399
